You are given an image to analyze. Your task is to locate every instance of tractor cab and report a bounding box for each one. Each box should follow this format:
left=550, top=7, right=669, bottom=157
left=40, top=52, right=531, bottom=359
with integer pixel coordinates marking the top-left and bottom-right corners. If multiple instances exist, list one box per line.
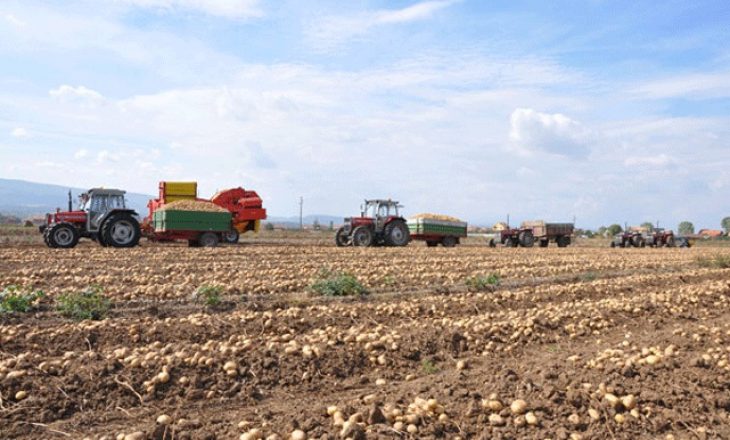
left=41, top=188, right=141, bottom=249
left=336, top=199, right=410, bottom=247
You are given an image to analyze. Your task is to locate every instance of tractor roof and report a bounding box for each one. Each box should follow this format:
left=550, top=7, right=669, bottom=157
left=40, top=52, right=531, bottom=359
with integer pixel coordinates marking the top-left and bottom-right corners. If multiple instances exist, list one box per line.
left=364, top=199, right=400, bottom=205
left=87, top=188, right=126, bottom=196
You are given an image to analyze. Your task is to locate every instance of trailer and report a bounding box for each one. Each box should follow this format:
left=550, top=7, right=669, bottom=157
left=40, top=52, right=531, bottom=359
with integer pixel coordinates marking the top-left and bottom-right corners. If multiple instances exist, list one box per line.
left=522, top=221, right=574, bottom=247
left=489, top=221, right=574, bottom=248
left=407, top=217, right=467, bottom=247
left=149, top=207, right=233, bottom=247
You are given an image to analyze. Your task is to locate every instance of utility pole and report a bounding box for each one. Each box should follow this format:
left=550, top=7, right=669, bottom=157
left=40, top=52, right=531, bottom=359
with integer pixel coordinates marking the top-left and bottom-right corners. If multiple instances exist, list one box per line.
left=506, top=213, right=510, bottom=228
left=299, top=196, right=303, bottom=230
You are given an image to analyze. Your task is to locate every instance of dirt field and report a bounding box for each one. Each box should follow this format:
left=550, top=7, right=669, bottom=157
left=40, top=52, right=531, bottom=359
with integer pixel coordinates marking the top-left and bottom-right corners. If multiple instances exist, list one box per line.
left=2, top=240, right=730, bottom=439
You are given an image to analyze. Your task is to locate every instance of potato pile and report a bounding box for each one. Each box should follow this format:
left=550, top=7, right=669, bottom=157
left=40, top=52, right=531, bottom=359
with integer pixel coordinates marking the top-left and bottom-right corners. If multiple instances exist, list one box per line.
left=411, top=213, right=463, bottom=222
left=158, top=200, right=228, bottom=212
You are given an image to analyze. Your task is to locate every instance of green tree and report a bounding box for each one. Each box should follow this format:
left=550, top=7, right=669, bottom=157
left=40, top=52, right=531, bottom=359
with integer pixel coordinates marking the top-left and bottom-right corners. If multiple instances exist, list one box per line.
left=722, top=217, right=730, bottom=234
left=678, top=221, right=694, bottom=235
left=264, top=222, right=274, bottom=231
left=606, top=224, right=623, bottom=236
left=597, top=226, right=607, bottom=236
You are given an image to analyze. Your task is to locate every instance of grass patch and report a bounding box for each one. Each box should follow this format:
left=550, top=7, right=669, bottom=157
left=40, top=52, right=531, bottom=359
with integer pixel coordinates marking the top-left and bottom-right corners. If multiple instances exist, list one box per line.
left=697, top=254, right=730, bottom=269
left=421, top=359, right=439, bottom=375
left=310, top=269, right=368, bottom=297
left=57, top=286, right=111, bottom=321
left=465, top=273, right=501, bottom=291
left=193, top=284, right=223, bottom=307
left=0, top=285, right=45, bottom=314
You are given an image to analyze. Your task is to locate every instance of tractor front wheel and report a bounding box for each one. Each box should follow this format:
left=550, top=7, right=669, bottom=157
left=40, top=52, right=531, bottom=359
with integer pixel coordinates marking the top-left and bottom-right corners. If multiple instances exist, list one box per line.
left=335, top=226, right=351, bottom=247
left=48, top=223, right=79, bottom=248
left=102, top=214, right=141, bottom=248
left=384, top=220, right=410, bottom=246
left=488, top=239, right=496, bottom=248
left=504, top=238, right=515, bottom=247
left=352, top=226, right=373, bottom=247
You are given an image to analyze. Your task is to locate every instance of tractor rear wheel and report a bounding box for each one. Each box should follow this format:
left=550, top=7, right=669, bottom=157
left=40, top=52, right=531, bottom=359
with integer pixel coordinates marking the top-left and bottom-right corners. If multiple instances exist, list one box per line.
left=102, top=214, right=141, bottom=248
left=199, top=232, right=220, bottom=247
left=518, top=231, right=535, bottom=247
left=352, top=226, right=373, bottom=247
left=222, top=230, right=239, bottom=244
left=384, top=220, right=410, bottom=247
left=335, top=226, right=351, bottom=247
left=48, top=223, right=79, bottom=248
left=441, top=236, right=457, bottom=247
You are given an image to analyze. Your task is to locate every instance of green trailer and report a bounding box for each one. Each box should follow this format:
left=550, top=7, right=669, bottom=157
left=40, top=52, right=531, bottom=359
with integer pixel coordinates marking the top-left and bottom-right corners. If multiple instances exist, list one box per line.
left=150, top=210, right=233, bottom=247
left=407, top=217, right=468, bottom=247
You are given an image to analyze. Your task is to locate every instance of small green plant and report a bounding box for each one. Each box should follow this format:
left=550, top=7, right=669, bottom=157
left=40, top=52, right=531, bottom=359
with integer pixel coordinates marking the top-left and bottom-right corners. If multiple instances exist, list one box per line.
left=194, top=284, right=223, bottom=307
left=309, top=269, right=368, bottom=297
left=465, top=273, right=501, bottom=291
left=0, top=285, right=45, bottom=314
left=697, top=255, right=730, bottom=269
left=57, top=286, right=111, bottom=321
left=421, top=359, right=439, bottom=375
left=578, top=271, right=598, bottom=282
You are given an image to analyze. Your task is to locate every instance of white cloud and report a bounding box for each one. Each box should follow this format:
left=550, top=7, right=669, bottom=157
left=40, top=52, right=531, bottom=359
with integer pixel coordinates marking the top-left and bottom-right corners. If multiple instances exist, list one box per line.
left=509, top=108, right=592, bottom=157
left=11, top=127, right=29, bottom=138
left=112, top=0, right=263, bottom=19
left=74, top=149, right=89, bottom=159
left=3, top=13, right=26, bottom=27
left=307, top=1, right=458, bottom=50
left=632, top=72, right=730, bottom=100
left=624, top=154, right=676, bottom=168
left=96, top=150, right=120, bottom=163
left=49, top=85, right=104, bottom=105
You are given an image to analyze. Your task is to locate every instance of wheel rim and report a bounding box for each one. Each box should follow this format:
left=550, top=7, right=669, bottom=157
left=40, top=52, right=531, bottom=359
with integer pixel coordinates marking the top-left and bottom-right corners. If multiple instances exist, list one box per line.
left=54, top=228, right=73, bottom=246
left=111, top=220, right=135, bottom=245
left=391, top=227, right=404, bottom=243
left=223, top=231, right=237, bottom=242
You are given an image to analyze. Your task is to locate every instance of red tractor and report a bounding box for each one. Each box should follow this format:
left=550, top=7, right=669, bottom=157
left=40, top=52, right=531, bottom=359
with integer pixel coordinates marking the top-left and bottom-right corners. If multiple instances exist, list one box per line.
left=40, top=189, right=141, bottom=248
left=335, top=199, right=410, bottom=247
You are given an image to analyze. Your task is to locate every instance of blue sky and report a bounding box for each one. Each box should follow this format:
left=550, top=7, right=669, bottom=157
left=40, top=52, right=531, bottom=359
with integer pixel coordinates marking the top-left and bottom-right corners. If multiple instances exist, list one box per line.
left=1, top=0, right=729, bottom=229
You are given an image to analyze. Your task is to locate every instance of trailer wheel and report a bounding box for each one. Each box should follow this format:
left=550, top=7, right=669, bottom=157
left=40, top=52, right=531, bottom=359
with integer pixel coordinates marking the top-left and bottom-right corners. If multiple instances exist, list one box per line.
left=556, top=236, right=570, bottom=248
left=441, top=236, right=457, bottom=247
left=539, top=239, right=549, bottom=248
left=335, top=226, right=351, bottom=247
left=48, top=223, right=80, bottom=248
left=199, top=232, right=220, bottom=248
left=426, top=241, right=439, bottom=247
left=518, top=231, right=535, bottom=247
left=352, top=226, right=373, bottom=247
left=222, top=230, right=239, bottom=244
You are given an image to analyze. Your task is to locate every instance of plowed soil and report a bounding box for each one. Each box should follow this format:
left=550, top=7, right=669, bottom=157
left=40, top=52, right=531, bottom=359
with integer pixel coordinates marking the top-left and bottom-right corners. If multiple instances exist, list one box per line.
left=2, top=244, right=730, bottom=439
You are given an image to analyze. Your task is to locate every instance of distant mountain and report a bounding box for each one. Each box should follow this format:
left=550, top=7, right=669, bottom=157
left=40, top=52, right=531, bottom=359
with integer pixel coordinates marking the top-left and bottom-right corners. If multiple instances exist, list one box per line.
left=0, top=178, right=152, bottom=217
left=267, top=214, right=344, bottom=228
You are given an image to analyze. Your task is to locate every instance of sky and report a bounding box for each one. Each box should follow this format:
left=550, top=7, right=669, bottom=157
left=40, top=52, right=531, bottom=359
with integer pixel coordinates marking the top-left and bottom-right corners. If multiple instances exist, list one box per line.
left=0, top=0, right=729, bottom=229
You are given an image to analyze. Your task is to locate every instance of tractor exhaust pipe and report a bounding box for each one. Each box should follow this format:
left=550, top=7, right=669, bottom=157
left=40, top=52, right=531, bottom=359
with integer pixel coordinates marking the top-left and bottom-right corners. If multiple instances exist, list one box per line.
left=68, top=190, right=72, bottom=212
